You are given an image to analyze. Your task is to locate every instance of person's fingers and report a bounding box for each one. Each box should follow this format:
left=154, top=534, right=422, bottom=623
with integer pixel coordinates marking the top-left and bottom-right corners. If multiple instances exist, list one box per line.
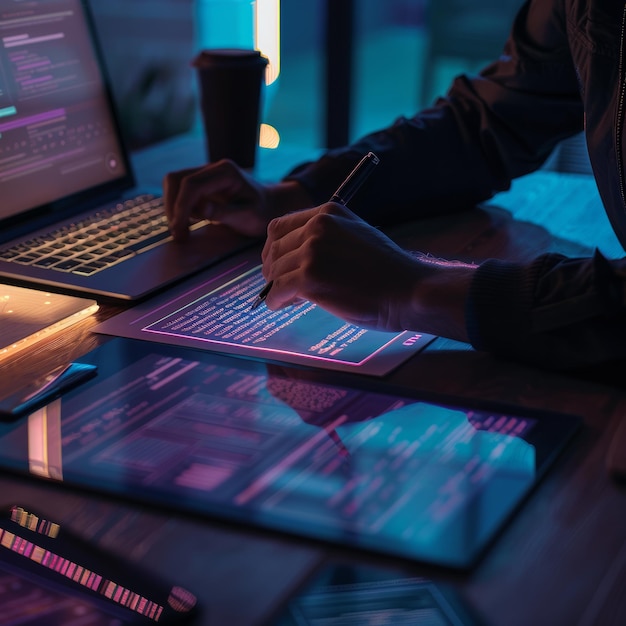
left=262, top=202, right=350, bottom=265
left=264, top=266, right=306, bottom=310
left=266, top=202, right=351, bottom=238
left=263, top=206, right=317, bottom=251
left=262, top=217, right=333, bottom=308
left=163, top=167, right=201, bottom=237
left=167, top=161, right=243, bottom=239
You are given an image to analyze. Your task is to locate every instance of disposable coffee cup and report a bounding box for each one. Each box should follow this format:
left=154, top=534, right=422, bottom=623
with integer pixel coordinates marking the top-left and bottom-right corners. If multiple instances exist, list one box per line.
left=193, top=48, right=268, bottom=169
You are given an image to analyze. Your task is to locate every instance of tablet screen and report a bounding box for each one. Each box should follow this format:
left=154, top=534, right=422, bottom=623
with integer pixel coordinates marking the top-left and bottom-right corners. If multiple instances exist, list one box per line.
left=94, top=256, right=436, bottom=376
left=0, top=339, right=580, bottom=569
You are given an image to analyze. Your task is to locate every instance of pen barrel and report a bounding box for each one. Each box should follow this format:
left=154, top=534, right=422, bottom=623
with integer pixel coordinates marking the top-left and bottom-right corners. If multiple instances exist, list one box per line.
left=330, top=151, right=379, bottom=206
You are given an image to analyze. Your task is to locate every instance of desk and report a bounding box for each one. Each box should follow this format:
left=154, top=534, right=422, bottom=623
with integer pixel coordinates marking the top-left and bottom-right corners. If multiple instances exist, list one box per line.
left=1, top=137, right=626, bottom=625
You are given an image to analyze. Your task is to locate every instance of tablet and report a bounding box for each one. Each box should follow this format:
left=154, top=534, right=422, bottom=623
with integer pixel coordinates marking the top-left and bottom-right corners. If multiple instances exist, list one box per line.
left=269, top=562, right=484, bottom=625
left=94, top=253, right=436, bottom=376
left=0, top=338, right=580, bottom=569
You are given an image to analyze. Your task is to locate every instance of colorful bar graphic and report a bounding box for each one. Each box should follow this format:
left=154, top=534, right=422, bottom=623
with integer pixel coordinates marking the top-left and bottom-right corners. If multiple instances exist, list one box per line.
left=0, top=526, right=164, bottom=621
left=0, top=106, right=17, bottom=119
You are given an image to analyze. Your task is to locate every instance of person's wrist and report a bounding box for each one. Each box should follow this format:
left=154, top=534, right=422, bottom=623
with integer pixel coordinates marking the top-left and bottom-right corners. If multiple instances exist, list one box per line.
left=406, top=255, right=477, bottom=342
left=265, top=181, right=313, bottom=219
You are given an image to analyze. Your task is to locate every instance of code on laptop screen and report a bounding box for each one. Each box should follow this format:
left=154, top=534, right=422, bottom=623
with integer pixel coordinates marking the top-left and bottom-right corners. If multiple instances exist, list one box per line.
left=0, top=0, right=127, bottom=220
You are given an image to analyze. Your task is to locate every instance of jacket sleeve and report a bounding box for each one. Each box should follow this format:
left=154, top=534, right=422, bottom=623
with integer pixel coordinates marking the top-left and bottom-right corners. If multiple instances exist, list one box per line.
left=284, top=0, right=583, bottom=226
left=466, top=251, right=626, bottom=370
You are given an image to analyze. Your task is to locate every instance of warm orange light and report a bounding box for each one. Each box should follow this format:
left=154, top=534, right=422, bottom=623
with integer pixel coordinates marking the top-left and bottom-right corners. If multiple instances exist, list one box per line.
left=255, top=0, right=280, bottom=84
left=259, top=123, right=280, bottom=149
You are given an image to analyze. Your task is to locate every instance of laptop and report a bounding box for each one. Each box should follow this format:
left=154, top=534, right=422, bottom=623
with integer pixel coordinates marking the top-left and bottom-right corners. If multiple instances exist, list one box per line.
left=0, top=0, right=254, bottom=302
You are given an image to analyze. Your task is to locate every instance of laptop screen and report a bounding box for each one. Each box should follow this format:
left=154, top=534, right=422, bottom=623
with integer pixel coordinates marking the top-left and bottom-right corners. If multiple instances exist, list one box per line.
left=0, top=0, right=130, bottom=223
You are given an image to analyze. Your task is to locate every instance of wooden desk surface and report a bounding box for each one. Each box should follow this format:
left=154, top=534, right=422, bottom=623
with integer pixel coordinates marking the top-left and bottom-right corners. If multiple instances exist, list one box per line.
left=1, top=138, right=625, bottom=625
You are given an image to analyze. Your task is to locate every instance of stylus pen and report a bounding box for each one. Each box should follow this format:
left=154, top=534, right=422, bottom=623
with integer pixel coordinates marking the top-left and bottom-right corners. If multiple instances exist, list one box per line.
left=250, top=151, right=380, bottom=310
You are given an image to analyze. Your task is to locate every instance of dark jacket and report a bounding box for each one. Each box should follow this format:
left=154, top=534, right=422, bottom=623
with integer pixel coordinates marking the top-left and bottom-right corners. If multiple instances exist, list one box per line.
left=286, top=0, right=626, bottom=370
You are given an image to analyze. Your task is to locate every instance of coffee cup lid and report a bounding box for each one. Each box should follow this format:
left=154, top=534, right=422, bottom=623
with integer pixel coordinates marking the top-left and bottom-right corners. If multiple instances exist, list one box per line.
left=193, top=48, right=269, bottom=68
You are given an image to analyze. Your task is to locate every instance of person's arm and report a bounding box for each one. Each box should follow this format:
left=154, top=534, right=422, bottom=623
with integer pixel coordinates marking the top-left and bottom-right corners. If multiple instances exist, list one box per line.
left=166, top=0, right=579, bottom=240
left=261, top=200, right=626, bottom=371
left=466, top=251, right=626, bottom=370
left=286, top=0, right=583, bottom=226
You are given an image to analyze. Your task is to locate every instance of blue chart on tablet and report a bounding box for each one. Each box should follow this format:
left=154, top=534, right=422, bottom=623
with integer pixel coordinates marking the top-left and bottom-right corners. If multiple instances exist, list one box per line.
left=95, top=254, right=436, bottom=376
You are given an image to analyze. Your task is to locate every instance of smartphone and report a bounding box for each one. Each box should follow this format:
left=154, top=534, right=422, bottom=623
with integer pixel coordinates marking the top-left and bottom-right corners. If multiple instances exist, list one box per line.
left=0, top=503, right=199, bottom=625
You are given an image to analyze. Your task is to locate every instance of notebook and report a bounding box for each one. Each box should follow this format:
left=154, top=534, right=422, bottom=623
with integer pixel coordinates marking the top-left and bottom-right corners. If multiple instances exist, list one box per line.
left=0, top=283, right=98, bottom=360
left=0, top=0, right=253, bottom=302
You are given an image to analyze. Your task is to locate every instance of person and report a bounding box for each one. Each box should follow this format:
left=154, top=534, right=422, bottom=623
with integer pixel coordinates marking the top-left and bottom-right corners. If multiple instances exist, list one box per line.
left=164, top=0, right=626, bottom=372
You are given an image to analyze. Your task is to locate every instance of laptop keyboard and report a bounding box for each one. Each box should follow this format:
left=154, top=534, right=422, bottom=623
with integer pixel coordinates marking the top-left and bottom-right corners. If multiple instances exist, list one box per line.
left=0, top=195, right=174, bottom=276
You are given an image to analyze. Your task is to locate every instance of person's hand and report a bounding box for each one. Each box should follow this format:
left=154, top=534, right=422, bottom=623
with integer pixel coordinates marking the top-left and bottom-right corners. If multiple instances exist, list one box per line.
left=163, top=159, right=274, bottom=240
left=260, top=202, right=476, bottom=341
left=164, top=159, right=313, bottom=241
